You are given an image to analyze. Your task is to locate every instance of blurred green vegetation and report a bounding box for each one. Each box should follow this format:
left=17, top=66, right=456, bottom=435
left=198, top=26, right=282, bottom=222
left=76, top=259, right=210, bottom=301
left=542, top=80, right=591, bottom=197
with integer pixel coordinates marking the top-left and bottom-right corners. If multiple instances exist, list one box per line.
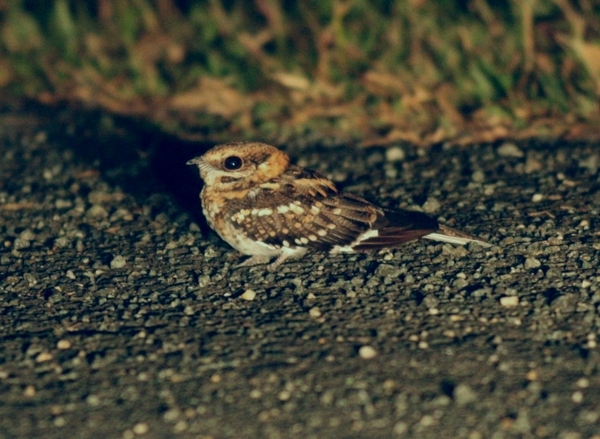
left=1, top=0, right=599, bottom=145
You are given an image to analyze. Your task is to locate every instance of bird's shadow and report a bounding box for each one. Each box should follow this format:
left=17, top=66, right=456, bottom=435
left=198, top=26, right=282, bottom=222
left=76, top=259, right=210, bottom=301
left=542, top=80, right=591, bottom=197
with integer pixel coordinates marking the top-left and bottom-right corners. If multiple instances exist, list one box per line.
left=37, top=106, right=217, bottom=232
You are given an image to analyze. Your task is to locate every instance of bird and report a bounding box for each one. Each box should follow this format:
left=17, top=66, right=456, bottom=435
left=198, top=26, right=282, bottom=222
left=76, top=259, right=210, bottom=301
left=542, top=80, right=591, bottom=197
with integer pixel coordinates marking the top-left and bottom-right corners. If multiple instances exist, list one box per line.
left=187, top=141, right=490, bottom=270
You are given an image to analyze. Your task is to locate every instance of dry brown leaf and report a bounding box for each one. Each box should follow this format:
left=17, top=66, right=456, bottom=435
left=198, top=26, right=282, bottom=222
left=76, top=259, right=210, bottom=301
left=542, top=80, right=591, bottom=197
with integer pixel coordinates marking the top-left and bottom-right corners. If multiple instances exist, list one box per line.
left=362, top=70, right=409, bottom=96
left=573, top=40, right=600, bottom=86
left=270, top=72, right=311, bottom=90
left=169, top=77, right=251, bottom=118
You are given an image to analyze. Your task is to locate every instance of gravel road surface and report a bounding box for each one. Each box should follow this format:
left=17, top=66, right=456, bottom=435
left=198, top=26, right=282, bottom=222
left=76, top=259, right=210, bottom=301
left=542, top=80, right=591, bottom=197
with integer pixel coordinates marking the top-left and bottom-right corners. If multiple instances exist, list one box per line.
left=1, top=107, right=599, bottom=439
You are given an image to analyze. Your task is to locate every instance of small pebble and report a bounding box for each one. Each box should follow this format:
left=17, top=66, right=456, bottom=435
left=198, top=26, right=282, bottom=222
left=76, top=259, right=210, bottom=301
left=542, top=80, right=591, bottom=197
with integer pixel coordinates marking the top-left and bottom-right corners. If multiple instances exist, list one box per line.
left=525, top=370, right=539, bottom=381
left=442, top=245, right=469, bottom=258
left=24, top=385, right=36, bottom=397
left=498, top=142, right=524, bottom=157
left=173, top=420, right=188, bottom=432
left=419, top=414, right=435, bottom=427
left=132, top=422, right=149, bottom=435
left=579, top=154, right=599, bottom=174
left=454, top=383, right=477, bottom=406
left=500, top=296, right=519, bottom=307
left=532, top=194, right=543, bottom=202
left=36, top=352, right=53, bottom=363
left=393, top=422, right=408, bottom=435
left=86, top=395, right=101, bottom=406
left=524, top=258, right=541, bottom=269
left=309, top=307, right=322, bottom=318
left=86, top=205, right=108, bottom=218
left=110, top=255, right=127, bottom=269
left=19, top=229, right=36, bottom=241
left=385, top=146, right=405, bottom=162
left=240, top=289, right=257, bottom=301
left=472, top=170, right=485, bottom=182
left=57, top=340, right=72, bottom=350
left=524, top=156, right=542, bottom=173
left=422, top=197, right=441, bottom=213
left=359, top=345, right=377, bottom=359
left=55, top=199, right=73, bottom=209
left=13, top=238, right=32, bottom=250
left=163, top=408, right=182, bottom=422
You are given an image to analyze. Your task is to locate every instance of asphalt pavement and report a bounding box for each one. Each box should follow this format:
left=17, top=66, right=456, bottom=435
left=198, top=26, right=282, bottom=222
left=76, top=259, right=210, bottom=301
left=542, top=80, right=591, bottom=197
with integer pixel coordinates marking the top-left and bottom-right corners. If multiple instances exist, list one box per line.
left=1, top=106, right=599, bottom=439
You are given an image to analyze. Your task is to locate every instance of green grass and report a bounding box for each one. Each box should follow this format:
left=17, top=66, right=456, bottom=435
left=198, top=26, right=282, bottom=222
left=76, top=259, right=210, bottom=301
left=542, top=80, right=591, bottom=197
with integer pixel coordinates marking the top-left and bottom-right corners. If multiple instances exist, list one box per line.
left=1, top=0, right=599, bottom=145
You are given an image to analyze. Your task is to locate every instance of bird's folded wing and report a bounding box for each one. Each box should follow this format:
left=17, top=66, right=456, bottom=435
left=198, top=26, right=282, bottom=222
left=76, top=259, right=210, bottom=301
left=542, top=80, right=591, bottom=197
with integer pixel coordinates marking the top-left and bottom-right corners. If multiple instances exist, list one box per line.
left=226, top=189, right=381, bottom=251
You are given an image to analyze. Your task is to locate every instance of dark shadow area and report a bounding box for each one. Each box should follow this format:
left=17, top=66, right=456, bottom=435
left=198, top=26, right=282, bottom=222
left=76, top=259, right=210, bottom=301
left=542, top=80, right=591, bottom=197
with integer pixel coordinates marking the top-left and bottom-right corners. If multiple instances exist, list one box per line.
left=1, top=98, right=217, bottom=230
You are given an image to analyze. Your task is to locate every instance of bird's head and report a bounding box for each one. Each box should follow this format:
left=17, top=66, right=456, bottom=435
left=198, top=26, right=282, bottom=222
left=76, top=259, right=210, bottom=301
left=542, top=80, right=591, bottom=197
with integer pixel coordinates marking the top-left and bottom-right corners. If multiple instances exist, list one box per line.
left=187, top=142, right=290, bottom=191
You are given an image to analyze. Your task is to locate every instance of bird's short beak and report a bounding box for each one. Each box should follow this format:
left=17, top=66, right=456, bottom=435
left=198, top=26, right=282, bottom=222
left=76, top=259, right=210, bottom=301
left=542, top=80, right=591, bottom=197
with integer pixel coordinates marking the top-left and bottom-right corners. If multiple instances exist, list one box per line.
left=186, top=157, right=202, bottom=166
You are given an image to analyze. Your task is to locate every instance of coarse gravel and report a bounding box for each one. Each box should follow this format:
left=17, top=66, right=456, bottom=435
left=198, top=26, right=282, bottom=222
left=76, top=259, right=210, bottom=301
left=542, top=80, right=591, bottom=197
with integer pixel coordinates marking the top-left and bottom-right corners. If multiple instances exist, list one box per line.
left=1, top=106, right=600, bottom=439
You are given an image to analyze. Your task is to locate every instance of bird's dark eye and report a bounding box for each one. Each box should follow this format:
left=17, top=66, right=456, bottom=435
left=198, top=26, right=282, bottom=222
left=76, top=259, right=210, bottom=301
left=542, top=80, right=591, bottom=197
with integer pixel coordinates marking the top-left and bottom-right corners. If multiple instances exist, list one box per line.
left=223, top=156, right=243, bottom=170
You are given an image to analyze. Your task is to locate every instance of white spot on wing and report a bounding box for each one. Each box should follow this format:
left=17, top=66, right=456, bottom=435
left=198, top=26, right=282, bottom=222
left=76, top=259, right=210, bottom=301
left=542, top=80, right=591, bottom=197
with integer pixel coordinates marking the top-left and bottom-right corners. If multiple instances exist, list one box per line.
left=356, top=229, right=379, bottom=242
left=289, top=204, right=305, bottom=214
left=329, top=229, right=379, bottom=254
left=256, top=208, right=273, bottom=217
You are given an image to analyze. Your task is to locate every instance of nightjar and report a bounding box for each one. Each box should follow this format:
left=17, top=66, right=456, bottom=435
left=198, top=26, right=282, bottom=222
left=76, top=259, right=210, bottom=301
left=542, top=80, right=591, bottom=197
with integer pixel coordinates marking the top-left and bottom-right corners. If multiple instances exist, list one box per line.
left=187, top=142, right=490, bottom=270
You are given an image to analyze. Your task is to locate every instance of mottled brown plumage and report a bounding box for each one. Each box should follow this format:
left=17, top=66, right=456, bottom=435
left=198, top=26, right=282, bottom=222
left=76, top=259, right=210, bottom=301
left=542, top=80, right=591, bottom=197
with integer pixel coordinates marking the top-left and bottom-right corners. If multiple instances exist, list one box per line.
left=187, top=141, right=489, bottom=269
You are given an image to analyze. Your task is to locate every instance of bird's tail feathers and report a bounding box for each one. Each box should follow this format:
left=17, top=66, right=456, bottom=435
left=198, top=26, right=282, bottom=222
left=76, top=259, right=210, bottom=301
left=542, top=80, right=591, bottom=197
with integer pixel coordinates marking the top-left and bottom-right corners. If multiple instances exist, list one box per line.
left=423, top=225, right=492, bottom=247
